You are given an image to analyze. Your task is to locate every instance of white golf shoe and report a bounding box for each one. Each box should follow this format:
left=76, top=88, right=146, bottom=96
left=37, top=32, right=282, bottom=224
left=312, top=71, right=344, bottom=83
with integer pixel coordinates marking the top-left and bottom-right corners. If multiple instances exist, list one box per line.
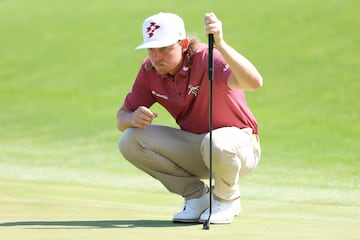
left=199, top=197, right=241, bottom=224
left=173, top=192, right=210, bottom=223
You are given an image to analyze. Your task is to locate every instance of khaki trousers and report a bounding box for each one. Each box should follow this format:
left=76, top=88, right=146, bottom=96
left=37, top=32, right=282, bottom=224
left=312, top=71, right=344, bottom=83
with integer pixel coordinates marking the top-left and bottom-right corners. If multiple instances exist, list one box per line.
left=118, top=125, right=261, bottom=201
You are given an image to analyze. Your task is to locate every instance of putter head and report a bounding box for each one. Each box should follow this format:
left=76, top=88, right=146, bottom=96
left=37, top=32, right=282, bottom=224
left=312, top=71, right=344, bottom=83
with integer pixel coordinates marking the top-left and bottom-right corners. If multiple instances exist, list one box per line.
left=202, top=220, right=210, bottom=230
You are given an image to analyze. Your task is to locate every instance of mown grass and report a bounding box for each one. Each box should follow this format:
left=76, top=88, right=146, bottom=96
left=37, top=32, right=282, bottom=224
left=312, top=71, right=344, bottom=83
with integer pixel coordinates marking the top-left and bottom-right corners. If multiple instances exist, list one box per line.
left=0, top=0, right=359, bottom=239
left=1, top=179, right=359, bottom=240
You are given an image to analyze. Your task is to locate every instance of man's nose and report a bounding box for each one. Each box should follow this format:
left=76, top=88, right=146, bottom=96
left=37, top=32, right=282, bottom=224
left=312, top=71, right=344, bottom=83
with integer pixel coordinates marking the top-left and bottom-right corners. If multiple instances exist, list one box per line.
left=152, top=50, right=163, bottom=60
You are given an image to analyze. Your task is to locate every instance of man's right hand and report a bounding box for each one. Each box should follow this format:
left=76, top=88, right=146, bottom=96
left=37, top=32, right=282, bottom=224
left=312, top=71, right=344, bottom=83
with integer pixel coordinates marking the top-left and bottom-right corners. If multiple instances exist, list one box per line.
left=117, top=105, right=158, bottom=131
left=132, top=106, right=158, bottom=128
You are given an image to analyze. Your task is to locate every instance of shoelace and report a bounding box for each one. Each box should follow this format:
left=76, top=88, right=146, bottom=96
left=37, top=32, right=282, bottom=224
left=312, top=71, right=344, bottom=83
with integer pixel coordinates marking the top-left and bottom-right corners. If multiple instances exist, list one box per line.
left=182, top=199, right=198, bottom=211
left=182, top=200, right=188, bottom=210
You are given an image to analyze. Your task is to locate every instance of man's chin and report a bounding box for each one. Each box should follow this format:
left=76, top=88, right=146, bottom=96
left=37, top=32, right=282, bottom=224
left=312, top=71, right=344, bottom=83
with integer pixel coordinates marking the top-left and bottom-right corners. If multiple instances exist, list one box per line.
left=154, top=67, right=168, bottom=75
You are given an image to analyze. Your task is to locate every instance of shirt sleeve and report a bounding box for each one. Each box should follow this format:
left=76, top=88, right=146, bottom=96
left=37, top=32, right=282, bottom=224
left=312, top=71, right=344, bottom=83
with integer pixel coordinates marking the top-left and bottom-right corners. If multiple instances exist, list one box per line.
left=213, top=48, right=232, bottom=87
left=124, top=64, right=156, bottom=111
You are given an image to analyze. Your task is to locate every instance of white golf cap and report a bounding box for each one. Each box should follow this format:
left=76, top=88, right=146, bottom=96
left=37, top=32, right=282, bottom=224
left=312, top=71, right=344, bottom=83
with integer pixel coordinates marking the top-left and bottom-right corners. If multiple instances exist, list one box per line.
left=135, top=12, right=186, bottom=50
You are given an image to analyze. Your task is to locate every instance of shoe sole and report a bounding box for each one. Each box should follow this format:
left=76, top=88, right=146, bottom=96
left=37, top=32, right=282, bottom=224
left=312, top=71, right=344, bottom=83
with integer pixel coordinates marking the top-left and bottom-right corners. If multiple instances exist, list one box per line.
left=172, top=208, right=208, bottom=224
left=198, top=209, right=240, bottom=224
left=173, top=218, right=200, bottom=223
left=199, top=218, right=233, bottom=224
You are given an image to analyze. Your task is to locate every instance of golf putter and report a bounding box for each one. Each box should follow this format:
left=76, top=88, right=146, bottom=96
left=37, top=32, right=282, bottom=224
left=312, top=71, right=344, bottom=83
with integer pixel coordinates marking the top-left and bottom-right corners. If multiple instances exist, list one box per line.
left=203, top=33, right=214, bottom=230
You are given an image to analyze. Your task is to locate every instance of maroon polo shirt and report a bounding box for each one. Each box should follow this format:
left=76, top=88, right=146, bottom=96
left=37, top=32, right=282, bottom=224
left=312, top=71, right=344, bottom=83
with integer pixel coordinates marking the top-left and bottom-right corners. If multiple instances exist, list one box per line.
left=124, top=44, right=258, bottom=134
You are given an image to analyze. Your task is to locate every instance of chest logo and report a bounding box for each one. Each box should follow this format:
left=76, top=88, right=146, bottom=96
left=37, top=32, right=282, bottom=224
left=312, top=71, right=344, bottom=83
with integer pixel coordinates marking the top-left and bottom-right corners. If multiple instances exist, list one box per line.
left=188, top=84, right=200, bottom=96
left=152, top=90, right=168, bottom=100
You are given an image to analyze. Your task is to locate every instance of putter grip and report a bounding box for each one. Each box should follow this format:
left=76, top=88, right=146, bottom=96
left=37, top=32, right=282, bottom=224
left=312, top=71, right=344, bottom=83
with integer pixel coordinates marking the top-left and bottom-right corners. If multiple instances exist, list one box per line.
left=208, top=34, right=214, bottom=81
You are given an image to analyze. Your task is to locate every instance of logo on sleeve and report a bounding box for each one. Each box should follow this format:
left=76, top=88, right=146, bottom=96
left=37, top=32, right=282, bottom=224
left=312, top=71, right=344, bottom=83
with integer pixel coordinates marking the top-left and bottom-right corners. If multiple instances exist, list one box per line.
left=223, top=64, right=230, bottom=72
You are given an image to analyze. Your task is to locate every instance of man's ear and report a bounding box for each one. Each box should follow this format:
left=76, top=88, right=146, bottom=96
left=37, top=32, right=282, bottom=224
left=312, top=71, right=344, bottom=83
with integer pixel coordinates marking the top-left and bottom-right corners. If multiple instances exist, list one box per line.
left=181, top=38, right=190, bottom=52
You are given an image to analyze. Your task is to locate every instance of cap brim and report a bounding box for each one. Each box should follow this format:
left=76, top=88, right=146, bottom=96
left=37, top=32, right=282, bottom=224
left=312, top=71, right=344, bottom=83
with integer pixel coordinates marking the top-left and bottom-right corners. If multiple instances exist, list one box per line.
left=135, top=39, right=180, bottom=50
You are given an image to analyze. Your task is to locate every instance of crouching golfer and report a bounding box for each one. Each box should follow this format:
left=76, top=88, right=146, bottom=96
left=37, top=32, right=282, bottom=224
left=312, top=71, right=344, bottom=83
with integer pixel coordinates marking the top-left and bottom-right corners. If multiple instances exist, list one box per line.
left=117, top=12, right=262, bottom=224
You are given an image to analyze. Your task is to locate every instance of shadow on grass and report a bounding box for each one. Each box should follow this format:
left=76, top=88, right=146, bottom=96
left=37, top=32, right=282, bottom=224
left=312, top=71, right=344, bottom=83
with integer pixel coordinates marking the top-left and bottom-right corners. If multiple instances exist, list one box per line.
left=0, top=220, right=199, bottom=229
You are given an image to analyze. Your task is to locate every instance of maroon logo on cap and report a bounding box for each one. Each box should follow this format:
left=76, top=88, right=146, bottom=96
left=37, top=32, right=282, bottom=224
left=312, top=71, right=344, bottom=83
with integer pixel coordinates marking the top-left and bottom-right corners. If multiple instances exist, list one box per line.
left=146, top=22, right=160, bottom=38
